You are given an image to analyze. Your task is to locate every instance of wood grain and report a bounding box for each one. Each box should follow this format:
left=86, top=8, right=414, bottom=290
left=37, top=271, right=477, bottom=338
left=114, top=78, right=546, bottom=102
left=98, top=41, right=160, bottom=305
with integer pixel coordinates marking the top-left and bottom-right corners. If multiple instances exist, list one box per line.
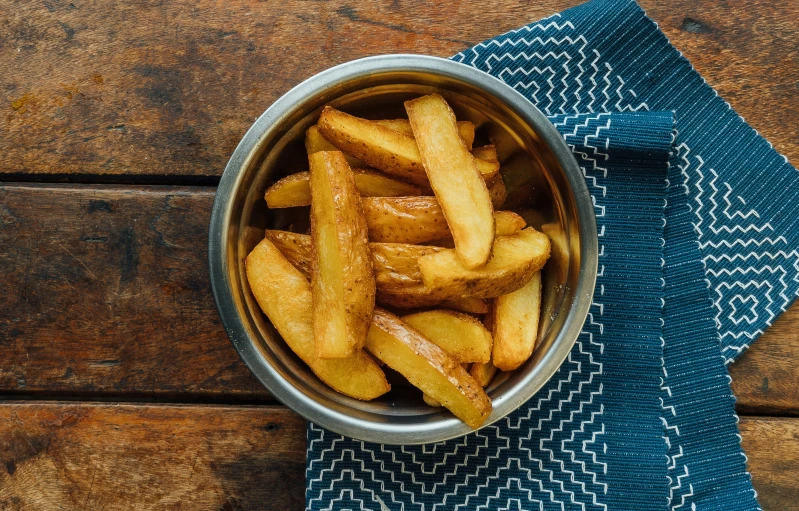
left=0, top=404, right=795, bottom=511
left=0, top=184, right=266, bottom=399
left=0, top=403, right=306, bottom=510
left=3, top=183, right=798, bottom=412
left=741, top=417, right=799, bottom=511
left=1, top=0, right=796, bottom=181
left=731, top=303, right=799, bottom=416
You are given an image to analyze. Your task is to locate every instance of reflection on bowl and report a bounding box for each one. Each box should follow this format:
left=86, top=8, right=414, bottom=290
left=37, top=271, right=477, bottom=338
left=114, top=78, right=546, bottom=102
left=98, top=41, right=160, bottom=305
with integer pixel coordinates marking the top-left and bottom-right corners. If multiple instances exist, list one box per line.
left=209, top=54, right=597, bottom=444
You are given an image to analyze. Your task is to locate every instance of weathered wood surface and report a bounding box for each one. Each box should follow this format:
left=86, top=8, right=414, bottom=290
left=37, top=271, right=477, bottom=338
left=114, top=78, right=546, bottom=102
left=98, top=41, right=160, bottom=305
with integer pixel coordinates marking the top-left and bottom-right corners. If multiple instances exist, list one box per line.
left=1, top=0, right=796, bottom=180
left=740, top=417, right=799, bottom=511
left=2, top=183, right=797, bottom=413
left=0, top=184, right=266, bottom=400
left=0, top=403, right=307, bottom=510
left=0, top=404, right=794, bottom=511
left=730, top=302, right=799, bottom=416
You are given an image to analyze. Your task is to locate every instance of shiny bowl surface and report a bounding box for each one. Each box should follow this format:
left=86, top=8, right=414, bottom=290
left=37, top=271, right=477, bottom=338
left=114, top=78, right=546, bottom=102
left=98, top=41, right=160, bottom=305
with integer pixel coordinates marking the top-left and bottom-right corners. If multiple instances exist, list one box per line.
left=209, top=54, right=597, bottom=444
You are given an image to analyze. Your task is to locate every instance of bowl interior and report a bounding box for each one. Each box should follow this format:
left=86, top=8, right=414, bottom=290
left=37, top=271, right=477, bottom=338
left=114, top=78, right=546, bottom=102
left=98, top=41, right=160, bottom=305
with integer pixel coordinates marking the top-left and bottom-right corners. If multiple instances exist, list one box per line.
left=217, top=62, right=593, bottom=442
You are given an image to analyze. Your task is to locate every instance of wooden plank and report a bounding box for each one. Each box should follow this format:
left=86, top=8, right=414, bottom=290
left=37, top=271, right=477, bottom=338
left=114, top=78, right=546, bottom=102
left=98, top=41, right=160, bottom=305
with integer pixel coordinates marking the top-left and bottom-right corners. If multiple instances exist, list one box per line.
left=1, top=0, right=796, bottom=180
left=731, top=303, right=799, bottom=416
left=0, top=404, right=795, bottom=511
left=0, top=403, right=307, bottom=510
left=3, top=183, right=799, bottom=412
left=741, top=417, right=799, bottom=511
left=0, top=184, right=266, bottom=399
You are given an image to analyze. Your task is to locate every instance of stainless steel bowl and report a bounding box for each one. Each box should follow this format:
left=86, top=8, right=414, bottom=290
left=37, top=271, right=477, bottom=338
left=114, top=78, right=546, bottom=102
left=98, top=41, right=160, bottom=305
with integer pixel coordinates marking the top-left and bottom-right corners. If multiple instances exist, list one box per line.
left=209, top=54, right=597, bottom=444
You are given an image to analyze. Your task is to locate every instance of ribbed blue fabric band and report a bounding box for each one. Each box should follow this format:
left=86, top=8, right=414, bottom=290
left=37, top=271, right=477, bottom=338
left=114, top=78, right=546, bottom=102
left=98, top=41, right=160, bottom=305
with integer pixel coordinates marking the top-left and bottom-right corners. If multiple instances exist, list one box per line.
left=306, top=1, right=799, bottom=509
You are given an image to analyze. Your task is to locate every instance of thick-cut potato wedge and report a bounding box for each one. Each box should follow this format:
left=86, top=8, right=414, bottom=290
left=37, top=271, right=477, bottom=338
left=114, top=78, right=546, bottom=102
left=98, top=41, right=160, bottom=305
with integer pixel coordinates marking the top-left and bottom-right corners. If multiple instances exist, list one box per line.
left=364, top=196, right=520, bottom=245
left=309, top=151, right=375, bottom=358
left=318, top=107, right=499, bottom=186
left=440, top=297, right=490, bottom=314
left=418, top=227, right=550, bottom=298
left=306, top=125, right=365, bottom=167
left=245, top=238, right=389, bottom=400
left=487, top=174, right=507, bottom=209
left=471, top=145, right=498, bottom=163
left=406, top=94, right=495, bottom=268
left=423, top=393, right=442, bottom=407
left=374, top=119, right=476, bottom=151
left=318, top=107, right=428, bottom=186
left=265, top=230, right=313, bottom=278
left=365, top=308, right=492, bottom=428
left=494, top=211, right=527, bottom=236
left=369, top=242, right=443, bottom=289
left=402, top=310, right=492, bottom=364
left=492, top=271, right=542, bottom=371
left=265, top=169, right=422, bottom=208
left=362, top=197, right=450, bottom=244
left=376, top=289, right=488, bottom=314
left=470, top=360, right=498, bottom=387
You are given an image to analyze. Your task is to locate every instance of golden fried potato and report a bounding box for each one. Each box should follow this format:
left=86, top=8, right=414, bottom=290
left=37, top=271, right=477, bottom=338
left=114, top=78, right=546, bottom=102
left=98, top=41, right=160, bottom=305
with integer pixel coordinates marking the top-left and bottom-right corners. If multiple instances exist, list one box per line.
left=493, top=211, right=527, bottom=236
left=418, top=227, right=550, bottom=298
left=470, top=360, right=498, bottom=387
left=362, top=197, right=450, bottom=244
left=305, top=124, right=365, bottom=167
left=492, top=271, right=542, bottom=371
left=365, top=308, right=492, bottom=428
left=376, top=288, right=488, bottom=314
left=423, top=393, right=442, bottom=407
left=264, top=230, right=313, bottom=278
left=402, top=310, right=492, bottom=364
left=245, top=238, right=389, bottom=400
left=374, top=119, right=476, bottom=151
left=318, top=107, right=501, bottom=187
left=309, top=151, right=375, bottom=358
left=406, top=94, right=494, bottom=268
left=265, top=168, right=422, bottom=208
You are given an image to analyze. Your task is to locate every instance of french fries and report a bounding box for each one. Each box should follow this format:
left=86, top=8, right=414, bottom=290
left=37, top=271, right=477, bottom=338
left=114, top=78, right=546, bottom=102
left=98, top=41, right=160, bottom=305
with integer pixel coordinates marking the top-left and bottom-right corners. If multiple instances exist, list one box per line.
left=363, top=197, right=522, bottom=245
left=470, top=360, right=498, bottom=387
left=365, top=308, right=492, bottom=428
left=309, top=151, right=375, bottom=358
left=245, top=238, right=389, bottom=400
left=265, top=168, right=422, bottom=208
left=376, top=289, right=489, bottom=314
left=418, top=227, right=550, bottom=298
left=492, top=271, right=542, bottom=371
left=306, top=124, right=365, bottom=168
left=318, top=106, right=500, bottom=186
left=406, top=94, right=495, bottom=268
left=402, top=310, right=492, bottom=364
left=374, top=119, right=477, bottom=151
left=363, top=197, right=451, bottom=244
left=248, top=92, right=555, bottom=428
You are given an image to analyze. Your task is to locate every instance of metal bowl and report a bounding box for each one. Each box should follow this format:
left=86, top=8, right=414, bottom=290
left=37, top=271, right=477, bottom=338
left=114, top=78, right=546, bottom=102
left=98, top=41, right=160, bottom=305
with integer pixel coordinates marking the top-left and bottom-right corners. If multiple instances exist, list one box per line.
left=209, top=54, right=597, bottom=444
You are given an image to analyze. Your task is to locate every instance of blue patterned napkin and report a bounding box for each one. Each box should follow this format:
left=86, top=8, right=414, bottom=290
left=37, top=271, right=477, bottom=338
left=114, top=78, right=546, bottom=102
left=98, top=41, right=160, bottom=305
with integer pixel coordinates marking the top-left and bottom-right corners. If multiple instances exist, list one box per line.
left=306, top=0, right=799, bottom=509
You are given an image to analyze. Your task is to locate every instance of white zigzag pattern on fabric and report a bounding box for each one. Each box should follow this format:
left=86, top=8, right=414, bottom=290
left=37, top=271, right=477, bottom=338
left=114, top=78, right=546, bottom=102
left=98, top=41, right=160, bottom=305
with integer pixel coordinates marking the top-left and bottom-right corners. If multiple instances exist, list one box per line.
left=686, top=161, right=799, bottom=361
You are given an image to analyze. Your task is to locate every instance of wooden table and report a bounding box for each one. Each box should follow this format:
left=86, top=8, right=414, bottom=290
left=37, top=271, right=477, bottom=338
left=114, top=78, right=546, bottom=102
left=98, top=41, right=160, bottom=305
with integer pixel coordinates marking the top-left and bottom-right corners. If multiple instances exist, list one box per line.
left=1, top=1, right=797, bottom=509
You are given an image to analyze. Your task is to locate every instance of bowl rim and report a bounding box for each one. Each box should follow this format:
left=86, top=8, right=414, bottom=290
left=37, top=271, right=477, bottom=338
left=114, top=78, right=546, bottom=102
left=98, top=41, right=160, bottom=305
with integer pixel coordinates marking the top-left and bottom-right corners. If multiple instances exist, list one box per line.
left=209, top=54, right=598, bottom=444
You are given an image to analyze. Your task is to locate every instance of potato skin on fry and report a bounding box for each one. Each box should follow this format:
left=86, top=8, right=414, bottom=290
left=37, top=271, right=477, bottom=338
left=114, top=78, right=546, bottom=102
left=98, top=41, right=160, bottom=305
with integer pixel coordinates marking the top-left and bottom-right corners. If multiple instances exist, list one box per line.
left=265, top=169, right=422, bottom=208
left=306, top=124, right=365, bottom=168
left=309, top=151, right=375, bottom=359
left=374, top=119, right=477, bottom=151
left=365, top=308, right=492, bottom=428
left=362, top=196, right=450, bottom=244
left=318, top=107, right=429, bottom=186
left=492, top=271, right=542, bottom=371
left=245, top=238, right=389, bottom=400
left=319, top=107, right=501, bottom=187
left=406, top=94, right=495, bottom=269
left=418, top=227, right=551, bottom=298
